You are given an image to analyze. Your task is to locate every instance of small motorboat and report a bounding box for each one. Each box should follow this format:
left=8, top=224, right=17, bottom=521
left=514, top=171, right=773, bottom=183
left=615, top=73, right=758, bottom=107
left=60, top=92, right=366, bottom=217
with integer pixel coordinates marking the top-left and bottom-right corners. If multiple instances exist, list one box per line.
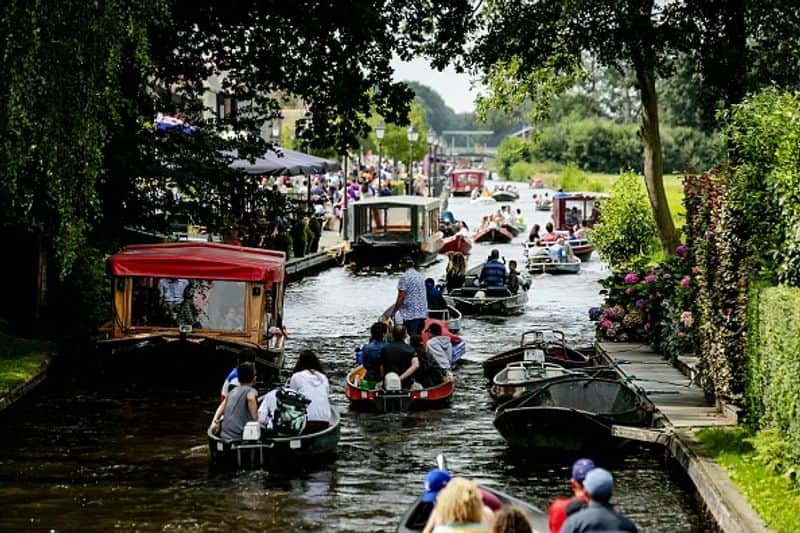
left=207, top=409, right=341, bottom=469
left=345, top=366, right=455, bottom=413
left=489, top=357, right=579, bottom=403
left=482, top=330, right=593, bottom=380
left=525, top=254, right=582, bottom=275
left=440, top=234, right=473, bottom=255
left=472, top=226, right=514, bottom=244
left=534, top=197, right=552, bottom=211
left=492, top=190, right=519, bottom=202
left=396, top=456, right=548, bottom=533
left=422, top=314, right=466, bottom=366
left=443, top=264, right=532, bottom=316
left=426, top=304, right=463, bottom=334
left=470, top=194, right=496, bottom=205
left=493, top=377, right=652, bottom=453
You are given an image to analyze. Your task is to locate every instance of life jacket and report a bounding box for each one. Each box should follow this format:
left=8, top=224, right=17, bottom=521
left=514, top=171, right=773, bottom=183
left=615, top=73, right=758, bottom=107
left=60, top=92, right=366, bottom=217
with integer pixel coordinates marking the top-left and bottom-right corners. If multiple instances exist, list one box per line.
left=273, top=388, right=311, bottom=435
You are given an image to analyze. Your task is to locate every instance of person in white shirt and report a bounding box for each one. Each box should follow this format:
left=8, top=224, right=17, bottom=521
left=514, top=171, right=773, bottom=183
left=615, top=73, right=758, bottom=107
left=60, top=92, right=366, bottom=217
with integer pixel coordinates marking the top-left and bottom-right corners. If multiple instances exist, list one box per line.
left=289, top=350, right=331, bottom=433
left=257, top=388, right=279, bottom=431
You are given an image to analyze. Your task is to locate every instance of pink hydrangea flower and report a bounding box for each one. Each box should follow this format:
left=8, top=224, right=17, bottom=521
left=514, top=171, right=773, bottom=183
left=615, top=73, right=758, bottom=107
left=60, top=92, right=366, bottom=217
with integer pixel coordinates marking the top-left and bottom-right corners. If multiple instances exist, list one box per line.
left=662, top=272, right=672, bottom=280
left=680, top=276, right=691, bottom=287
left=624, top=272, right=639, bottom=284
left=676, top=245, right=688, bottom=257
left=680, top=311, right=694, bottom=328
left=625, top=287, right=634, bottom=295
left=644, top=274, right=658, bottom=284
left=600, top=319, right=612, bottom=330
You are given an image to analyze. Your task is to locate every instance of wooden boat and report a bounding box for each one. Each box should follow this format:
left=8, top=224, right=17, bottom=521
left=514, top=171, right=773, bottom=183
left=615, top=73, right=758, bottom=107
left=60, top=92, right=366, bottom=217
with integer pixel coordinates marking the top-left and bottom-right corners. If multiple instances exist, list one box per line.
left=427, top=304, right=463, bottom=334
left=345, top=366, right=455, bottom=413
left=443, top=264, right=531, bottom=316
left=493, top=377, right=652, bottom=453
left=492, top=190, right=519, bottom=202
left=207, top=409, right=341, bottom=469
left=472, top=226, right=514, bottom=244
left=489, top=358, right=579, bottom=402
left=396, top=457, right=548, bottom=533
left=451, top=169, right=488, bottom=197
left=440, top=234, right=472, bottom=255
left=525, top=252, right=582, bottom=275
left=482, top=330, right=592, bottom=380
left=345, top=196, right=444, bottom=266
left=98, top=243, right=287, bottom=383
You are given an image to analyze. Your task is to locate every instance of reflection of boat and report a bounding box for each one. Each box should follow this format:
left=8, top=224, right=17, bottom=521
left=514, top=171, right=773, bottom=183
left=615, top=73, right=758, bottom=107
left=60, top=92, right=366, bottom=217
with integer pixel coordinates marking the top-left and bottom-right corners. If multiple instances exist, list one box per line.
left=99, top=243, right=287, bottom=382
left=472, top=226, right=514, bottom=244
left=451, top=169, right=488, bottom=196
left=492, top=190, right=519, bottom=202
left=440, top=234, right=472, bottom=255
left=443, top=264, right=531, bottom=316
left=493, top=377, right=652, bottom=452
left=426, top=305, right=463, bottom=334
left=524, top=250, right=582, bottom=275
left=345, top=366, right=454, bottom=412
left=346, top=196, right=443, bottom=266
left=207, top=409, right=341, bottom=469
left=482, top=330, right=592, bottom=380
left=489, top=357, right=578, bottom=403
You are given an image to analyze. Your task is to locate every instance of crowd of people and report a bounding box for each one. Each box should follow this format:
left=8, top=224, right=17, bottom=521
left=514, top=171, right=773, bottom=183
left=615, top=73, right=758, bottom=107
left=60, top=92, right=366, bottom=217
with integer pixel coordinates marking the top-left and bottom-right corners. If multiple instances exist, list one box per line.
left=417, top=457, right=637, bottom=533
left=475, top=206, right=525, bottom=234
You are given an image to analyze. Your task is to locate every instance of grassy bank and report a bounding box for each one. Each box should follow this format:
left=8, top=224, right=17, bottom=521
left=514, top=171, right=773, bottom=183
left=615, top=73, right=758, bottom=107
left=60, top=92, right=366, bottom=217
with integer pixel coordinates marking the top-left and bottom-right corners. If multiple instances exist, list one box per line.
left=696, top=428, right=800, bottom=533
left=0, top=332, right=54, bottom=397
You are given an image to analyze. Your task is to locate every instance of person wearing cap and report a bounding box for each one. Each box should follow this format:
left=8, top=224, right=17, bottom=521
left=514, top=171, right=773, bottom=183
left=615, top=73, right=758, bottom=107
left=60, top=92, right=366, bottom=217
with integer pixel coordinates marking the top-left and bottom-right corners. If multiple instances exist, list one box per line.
left=385, top=256, right=428, bottom=336
left=560, top=468, right=637, bottom=533
left=547, top=458, right=595, bottom=532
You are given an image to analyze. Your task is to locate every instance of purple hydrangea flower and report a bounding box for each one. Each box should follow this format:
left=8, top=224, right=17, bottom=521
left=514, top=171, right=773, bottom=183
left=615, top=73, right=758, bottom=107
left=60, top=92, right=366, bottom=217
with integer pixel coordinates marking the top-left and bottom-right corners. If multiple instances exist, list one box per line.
left=644, top=323, right=651, bottom=332
left=588, top=307, right=602, bottom=320
left=635, top=299, right=645, bottom=309
left=676, top=245, right=688, bottom=257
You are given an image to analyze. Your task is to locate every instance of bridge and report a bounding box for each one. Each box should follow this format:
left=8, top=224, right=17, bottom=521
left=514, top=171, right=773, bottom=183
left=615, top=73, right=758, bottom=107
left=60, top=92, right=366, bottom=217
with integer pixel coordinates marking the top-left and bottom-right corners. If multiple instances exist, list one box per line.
left=441, top=130, right=497, bottom=157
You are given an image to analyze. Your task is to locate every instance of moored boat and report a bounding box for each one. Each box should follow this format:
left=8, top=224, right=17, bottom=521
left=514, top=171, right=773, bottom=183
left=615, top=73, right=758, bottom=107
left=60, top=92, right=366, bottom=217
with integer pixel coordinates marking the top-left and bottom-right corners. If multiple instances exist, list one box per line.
left=443, top=264, right=531, bottom=316
left=440, top=234, right=473, bottom=255
left=345, top=366, right=455, bottom=413
left=482, top=330, right=592, bottom=380
left=345, top=196, right=444, bottom=266
left=493, top=377, right=652, bottom=453
left=489, top=358, right=579, bottom=403
left=207, top=409, right=341, bottom=469
left=472, top=226, right=514, bottom=244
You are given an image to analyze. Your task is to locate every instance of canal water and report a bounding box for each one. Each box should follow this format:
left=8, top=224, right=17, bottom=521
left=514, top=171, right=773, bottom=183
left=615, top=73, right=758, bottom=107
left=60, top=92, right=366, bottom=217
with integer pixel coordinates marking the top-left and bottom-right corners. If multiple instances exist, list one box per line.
left=0, top=184, right=704, bottom=531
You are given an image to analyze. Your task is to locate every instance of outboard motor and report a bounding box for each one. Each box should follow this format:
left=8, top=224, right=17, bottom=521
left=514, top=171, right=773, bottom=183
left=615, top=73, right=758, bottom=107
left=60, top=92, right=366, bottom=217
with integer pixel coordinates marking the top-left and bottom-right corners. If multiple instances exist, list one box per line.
left=384, top=372, right=402, bottom=391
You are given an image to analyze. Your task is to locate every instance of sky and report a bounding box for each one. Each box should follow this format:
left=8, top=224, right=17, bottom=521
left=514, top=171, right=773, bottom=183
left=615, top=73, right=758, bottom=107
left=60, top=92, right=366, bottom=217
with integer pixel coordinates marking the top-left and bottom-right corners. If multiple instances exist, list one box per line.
left=390, top=56, right=481, bottom=114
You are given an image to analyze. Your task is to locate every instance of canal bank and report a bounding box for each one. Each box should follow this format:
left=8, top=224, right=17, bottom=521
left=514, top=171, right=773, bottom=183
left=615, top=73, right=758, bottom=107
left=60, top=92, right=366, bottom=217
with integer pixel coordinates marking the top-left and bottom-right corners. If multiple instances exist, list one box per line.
left=598, top=342, right=768, bottom=533
left=0, top=332, right=54, bottom=414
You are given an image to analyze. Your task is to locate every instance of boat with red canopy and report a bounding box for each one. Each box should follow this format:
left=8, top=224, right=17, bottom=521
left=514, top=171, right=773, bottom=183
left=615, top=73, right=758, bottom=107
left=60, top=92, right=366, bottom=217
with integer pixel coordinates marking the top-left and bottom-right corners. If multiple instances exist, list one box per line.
left=99, top=242, right=287, bottom=382
left=450, top=169, right=487, bottom=196
left=551, top=192, right=609, bottom=261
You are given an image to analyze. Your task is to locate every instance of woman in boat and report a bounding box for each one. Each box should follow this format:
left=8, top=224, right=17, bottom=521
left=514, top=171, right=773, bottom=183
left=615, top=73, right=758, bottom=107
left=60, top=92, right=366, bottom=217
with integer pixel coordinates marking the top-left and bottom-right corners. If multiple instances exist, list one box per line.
left=491, top=506, right=532, bottom=533
left=210, top=361, right=258, bottom=442
left=528, top=223, right=540, bottom=243
left=360, top=322, right=389, bottom=390
left=423, top=477, right=492, bottom=533
left=446, top=253, right=467, bottom=292
left=541, top=222, right=558, bottom=242
left=289, top=350, right=331, bottom=433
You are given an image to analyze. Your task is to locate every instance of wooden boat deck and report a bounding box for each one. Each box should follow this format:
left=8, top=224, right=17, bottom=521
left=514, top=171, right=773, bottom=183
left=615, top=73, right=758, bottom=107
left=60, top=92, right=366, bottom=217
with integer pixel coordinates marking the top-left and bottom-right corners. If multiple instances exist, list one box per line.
left=597, top=342, right=735, bottom=430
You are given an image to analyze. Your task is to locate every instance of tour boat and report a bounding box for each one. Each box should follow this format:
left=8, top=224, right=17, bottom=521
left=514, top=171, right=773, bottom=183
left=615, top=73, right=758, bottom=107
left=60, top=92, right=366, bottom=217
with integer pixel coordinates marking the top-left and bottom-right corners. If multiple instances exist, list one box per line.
left=345, top=366, right=455, bottom=413
left=493, top=377, right=652, bottom=453
left=396, top=456, right=548, bottom=533
left=550, top=192, right=610, bottom=261
left=99, top=242, right=287, bottom=383
left=472, top=226, right=514, bottom=244
left=451, top=169, right=488, bottom=196
left=482, top=330, right=593, bottom=380
left=439, top=234, right=472, bottom=255
left=443, top=264, right=531, bottom=316
left=345, top=196, right=444, bottom=266
left=207, top=409, right=341, bottom=470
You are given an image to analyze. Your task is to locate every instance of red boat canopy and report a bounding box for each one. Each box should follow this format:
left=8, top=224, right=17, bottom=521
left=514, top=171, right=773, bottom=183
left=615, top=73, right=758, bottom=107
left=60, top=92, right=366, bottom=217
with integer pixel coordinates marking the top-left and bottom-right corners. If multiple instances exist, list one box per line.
left=109, top=243, right=285, bottom=284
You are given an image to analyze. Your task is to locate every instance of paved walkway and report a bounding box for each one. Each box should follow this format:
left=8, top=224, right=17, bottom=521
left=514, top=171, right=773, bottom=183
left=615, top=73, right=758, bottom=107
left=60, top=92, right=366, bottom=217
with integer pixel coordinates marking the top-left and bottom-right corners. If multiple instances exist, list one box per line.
left=598, top=342, right=734, bottom=429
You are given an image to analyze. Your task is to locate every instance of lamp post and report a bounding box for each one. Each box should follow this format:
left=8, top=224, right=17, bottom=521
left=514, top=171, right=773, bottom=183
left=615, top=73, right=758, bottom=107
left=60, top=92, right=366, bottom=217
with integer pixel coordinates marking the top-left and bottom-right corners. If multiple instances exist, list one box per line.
left=376, top=122, right=386, bottom=192
left=426, top=130, right=436, bottom=197
left=406, top=126, right=418, bottom=195
left=431, top=135, right=440, bottom=197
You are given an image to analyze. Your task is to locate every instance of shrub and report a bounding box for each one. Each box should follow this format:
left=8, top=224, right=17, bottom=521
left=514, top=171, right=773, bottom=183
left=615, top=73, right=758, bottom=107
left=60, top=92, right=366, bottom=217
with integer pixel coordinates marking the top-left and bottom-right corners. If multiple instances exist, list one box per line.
left=590, top=171, right=656, bottom=270
left=508, top=161, right=539, bottom=182
left=496, top=136, right=531, bottom=179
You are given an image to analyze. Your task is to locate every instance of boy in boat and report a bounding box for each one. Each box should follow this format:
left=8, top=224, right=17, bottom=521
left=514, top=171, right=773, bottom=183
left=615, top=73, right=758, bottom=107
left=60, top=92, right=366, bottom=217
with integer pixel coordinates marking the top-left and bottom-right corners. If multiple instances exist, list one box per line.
left=210, top=362, right=258, bottom=442
left=424, top=322, right=452, bottom=378
left=507, top=260, right=521, bottom=294
left=560, top=468, right=638, bottom=533
left=548, top=458, right=594, bottom=533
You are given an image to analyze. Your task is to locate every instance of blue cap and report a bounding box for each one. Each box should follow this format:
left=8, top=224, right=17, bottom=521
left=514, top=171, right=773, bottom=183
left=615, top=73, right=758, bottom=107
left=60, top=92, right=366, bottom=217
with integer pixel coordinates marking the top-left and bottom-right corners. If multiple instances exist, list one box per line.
left=571, top=458, right=596, bottom=483
left=583, top=468, right=613, bottom=500
left=421, top=468, right=451, bottom=503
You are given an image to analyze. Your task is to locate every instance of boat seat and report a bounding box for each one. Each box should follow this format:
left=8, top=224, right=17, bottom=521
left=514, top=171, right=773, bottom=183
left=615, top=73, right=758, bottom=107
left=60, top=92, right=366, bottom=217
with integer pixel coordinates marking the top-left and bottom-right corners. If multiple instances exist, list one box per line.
left=506, top=367, right=526, bottom=382
left=485, top=287, right=511, bottom=297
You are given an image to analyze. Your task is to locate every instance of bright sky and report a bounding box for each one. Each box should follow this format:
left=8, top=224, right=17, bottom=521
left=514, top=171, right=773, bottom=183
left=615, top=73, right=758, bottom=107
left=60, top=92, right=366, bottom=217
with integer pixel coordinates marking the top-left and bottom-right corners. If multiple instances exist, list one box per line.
left=390, top=56, right=481, bottom=114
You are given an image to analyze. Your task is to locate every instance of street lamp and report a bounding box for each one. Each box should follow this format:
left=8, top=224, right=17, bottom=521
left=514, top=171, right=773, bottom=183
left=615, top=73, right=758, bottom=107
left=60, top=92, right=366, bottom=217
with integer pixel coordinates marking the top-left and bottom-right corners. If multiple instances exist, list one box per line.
left=376, top=122, right=386, bottom=192
left=406, top=126, right=418, bottom=195
left=426, top=130, right=436, bottom=197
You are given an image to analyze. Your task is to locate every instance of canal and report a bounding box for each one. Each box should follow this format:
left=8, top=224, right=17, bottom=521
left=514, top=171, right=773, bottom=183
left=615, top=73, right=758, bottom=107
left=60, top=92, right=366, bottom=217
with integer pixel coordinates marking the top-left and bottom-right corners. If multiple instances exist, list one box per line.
left=0, top=186, right=705, bottom=531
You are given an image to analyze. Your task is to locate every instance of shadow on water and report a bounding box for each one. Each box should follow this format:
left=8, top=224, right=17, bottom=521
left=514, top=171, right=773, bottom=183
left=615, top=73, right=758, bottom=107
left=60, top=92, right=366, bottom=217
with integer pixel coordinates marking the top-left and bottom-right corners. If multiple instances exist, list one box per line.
left=0, top=187, right=706, bottom=531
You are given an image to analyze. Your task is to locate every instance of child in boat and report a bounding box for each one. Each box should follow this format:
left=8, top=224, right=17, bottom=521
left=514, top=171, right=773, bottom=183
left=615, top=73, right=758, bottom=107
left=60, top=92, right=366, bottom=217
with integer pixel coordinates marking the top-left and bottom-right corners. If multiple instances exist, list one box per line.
left=425, top=322, right=452, bottom=377
left=507, top=260, right=521, bottom=294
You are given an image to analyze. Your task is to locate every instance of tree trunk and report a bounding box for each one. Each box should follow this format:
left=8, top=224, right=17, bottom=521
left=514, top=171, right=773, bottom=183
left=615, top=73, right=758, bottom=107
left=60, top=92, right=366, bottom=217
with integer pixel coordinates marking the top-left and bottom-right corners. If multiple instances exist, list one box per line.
left=635, top=62, right=680, bottom=255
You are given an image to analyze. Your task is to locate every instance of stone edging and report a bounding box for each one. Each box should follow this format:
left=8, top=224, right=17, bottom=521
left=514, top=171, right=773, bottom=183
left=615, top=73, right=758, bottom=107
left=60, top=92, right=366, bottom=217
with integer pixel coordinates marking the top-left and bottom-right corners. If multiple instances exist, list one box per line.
left=0, top=357, right=51, bottom=414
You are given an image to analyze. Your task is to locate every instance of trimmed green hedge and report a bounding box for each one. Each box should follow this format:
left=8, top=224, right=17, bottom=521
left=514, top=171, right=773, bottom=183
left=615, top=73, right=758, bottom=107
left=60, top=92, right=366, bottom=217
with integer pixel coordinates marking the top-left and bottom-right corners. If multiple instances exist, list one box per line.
left=746, top=284, right=800, bottom=470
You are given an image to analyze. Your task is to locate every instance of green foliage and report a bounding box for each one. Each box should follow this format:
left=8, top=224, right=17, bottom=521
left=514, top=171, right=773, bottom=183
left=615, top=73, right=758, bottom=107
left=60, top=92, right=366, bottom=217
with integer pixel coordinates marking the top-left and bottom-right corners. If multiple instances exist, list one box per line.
left=0, top=332, right=53, bottom=396
left=745, top=285, right=800, bottom=472
left=508, top=161, right=538, bottom=182
left=696, top=427, right=800, bottom=533
left=590, top=171, right=656, bottom=271
left=496, top=136, right=531, bottom=179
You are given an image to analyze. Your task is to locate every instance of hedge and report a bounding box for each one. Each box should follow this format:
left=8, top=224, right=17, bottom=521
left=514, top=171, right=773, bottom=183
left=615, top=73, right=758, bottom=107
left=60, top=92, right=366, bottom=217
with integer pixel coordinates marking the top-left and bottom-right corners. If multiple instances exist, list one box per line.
left=746, top=284, right=800, bottom=469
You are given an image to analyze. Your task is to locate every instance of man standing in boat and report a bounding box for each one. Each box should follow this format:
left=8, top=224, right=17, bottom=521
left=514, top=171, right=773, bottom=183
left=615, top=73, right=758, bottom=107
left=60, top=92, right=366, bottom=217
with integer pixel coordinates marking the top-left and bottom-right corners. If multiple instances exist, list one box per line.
left=479, top=249, right=507, bottom=288
left=385, top=256, right=428, bottom=336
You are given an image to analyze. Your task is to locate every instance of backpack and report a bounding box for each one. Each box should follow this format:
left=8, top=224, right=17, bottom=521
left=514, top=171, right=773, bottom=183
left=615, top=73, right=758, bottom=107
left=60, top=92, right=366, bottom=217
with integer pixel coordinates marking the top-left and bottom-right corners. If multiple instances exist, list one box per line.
left=273, top=388, right=311, bottom=435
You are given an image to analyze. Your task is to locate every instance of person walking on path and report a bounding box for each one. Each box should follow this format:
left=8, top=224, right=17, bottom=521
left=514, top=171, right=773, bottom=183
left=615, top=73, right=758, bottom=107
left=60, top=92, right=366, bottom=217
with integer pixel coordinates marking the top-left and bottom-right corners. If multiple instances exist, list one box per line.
left=560, top=468, right=638, bottom=533
left=385, top=256, right=428, bottom=335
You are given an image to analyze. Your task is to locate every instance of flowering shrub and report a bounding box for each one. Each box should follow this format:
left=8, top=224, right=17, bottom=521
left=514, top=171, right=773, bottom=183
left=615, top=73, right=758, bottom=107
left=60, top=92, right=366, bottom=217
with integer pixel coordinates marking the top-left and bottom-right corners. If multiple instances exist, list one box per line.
left=590, top=247, right=697, bottom=353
